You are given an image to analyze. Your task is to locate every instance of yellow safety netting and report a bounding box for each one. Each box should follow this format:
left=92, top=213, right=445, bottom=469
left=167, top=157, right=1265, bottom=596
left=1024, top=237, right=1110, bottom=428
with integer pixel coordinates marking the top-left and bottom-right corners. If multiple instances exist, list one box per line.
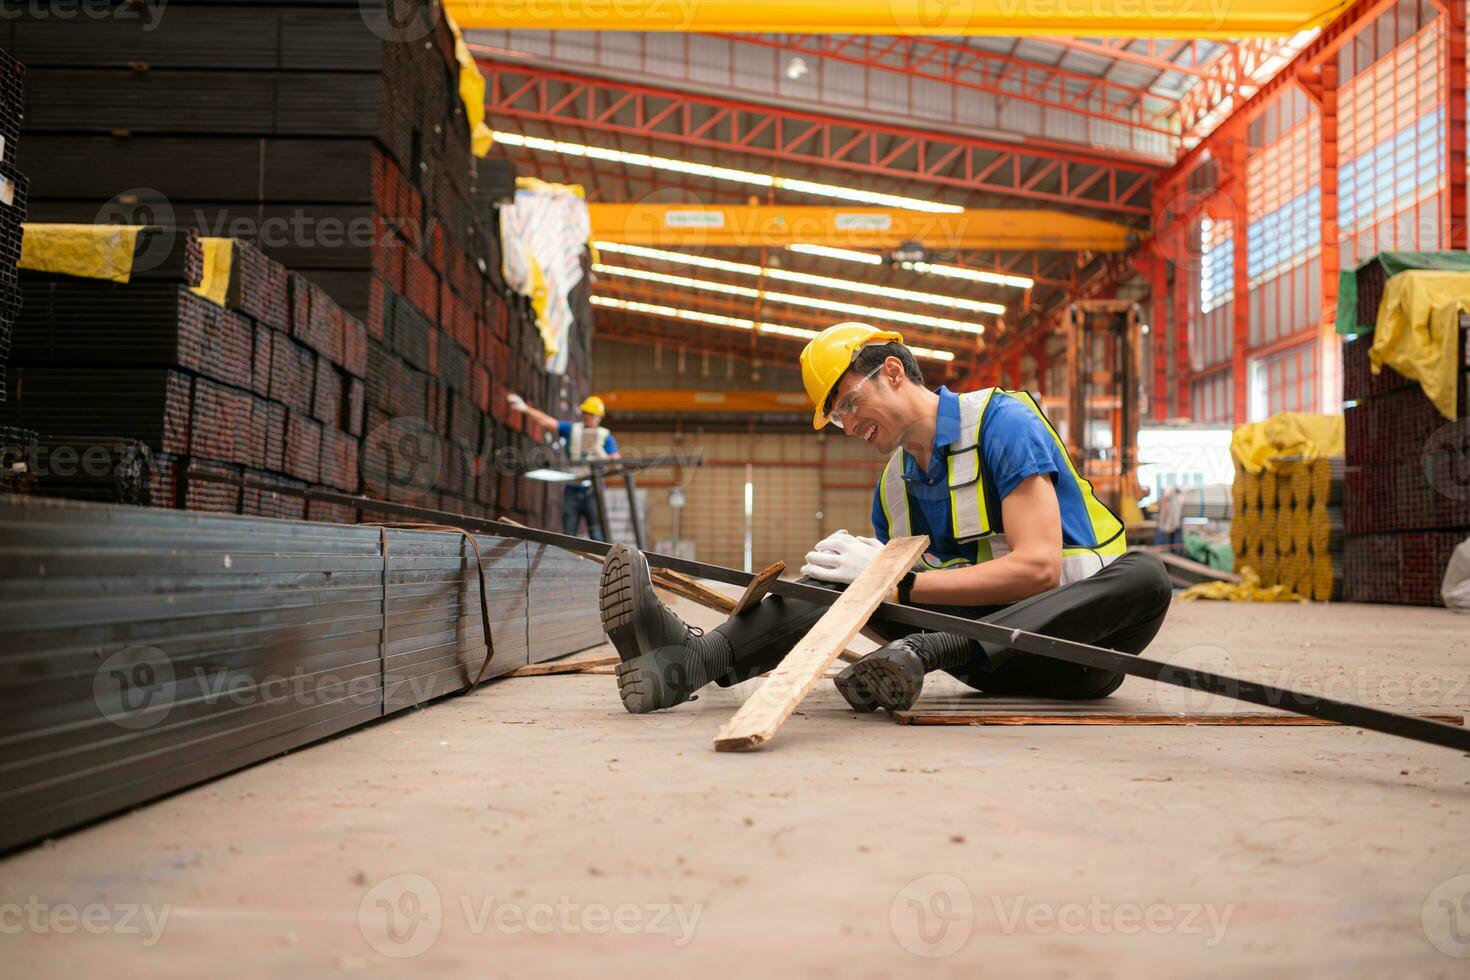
left=1230, top=412, right=1344, bottom=474
left=19, top=223, right=139, bottom=284
left=1370, top=269, right=1470, bottom=421
left=444, top=9, right=493, bottom=158
left=1179, top=567, right=1308, bottom=603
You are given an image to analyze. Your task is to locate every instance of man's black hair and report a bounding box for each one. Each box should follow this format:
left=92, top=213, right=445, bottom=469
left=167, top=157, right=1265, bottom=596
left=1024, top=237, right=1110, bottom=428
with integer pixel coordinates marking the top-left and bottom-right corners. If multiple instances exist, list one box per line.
left=822, top=341, right=925, bottom=414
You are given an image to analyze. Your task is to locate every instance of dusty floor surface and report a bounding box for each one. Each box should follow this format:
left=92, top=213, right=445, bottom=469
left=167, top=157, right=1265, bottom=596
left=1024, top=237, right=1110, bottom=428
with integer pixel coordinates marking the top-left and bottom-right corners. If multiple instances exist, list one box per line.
left=4, top=596, right=1470, bottom=978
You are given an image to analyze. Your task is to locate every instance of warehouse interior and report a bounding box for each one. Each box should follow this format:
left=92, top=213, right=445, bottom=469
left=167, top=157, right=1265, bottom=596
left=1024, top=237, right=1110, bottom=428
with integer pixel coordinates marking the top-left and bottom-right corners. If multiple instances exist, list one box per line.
left=2, top=0, right=1470, bottom=975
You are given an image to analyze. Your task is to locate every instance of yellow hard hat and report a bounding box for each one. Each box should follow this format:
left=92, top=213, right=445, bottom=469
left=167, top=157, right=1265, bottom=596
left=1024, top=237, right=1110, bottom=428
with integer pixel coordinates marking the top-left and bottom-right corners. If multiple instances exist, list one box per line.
left=799, top=322, right=904, bottom=429
left=580, top=395, right=607, bottom=416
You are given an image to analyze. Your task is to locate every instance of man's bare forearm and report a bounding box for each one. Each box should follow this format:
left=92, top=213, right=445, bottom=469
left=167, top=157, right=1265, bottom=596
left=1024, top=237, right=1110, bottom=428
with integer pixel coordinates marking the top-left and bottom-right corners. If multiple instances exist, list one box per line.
left=907, top=550, right=1060, bottom=606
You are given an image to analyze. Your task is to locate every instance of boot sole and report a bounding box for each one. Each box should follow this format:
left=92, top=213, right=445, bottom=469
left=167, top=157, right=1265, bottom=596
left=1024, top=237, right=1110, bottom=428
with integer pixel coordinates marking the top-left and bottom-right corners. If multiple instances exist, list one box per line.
left=599, top=543, right=644, bottom=665
left=849, top=655, right=923, bottom=713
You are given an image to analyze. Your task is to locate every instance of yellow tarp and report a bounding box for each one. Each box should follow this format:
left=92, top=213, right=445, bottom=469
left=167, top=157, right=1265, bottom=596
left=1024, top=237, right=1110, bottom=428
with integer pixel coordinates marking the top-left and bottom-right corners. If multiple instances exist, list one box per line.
left=191, top=237, right=234, bottom=307
left=1179, top=567, right=1308, bottom=603
left=1370, top=269, right=1470, bottom=421
left=19, top=223, right=139, bottom=284
left=444, top=9, right=493, bottom=158
left=1230, top=412, right=1344, bottom=474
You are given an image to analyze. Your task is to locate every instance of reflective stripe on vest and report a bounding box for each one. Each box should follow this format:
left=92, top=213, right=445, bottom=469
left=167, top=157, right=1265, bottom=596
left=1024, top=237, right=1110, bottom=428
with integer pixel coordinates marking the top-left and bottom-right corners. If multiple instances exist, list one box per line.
left=878, top=388, right=1127, bottom=579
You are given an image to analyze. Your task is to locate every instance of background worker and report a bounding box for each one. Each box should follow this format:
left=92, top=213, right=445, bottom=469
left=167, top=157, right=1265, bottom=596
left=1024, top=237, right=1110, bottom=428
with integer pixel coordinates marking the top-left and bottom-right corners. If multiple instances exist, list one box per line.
left=507, top=392, right=620, bottom=541
left=597, top=322, right=1171, bottom=715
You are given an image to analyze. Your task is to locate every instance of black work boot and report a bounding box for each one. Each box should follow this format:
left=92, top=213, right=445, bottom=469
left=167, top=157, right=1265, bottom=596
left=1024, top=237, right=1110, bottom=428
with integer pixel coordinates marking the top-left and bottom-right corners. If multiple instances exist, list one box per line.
left=849, top=632, right=977, bottom=712
left=599, top=544, right=733, bottom=713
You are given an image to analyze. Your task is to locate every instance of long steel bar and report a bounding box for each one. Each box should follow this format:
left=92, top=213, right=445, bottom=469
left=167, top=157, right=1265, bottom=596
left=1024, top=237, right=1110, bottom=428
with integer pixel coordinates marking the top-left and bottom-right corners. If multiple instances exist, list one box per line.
left=195, top=477, right=1470, bottom=756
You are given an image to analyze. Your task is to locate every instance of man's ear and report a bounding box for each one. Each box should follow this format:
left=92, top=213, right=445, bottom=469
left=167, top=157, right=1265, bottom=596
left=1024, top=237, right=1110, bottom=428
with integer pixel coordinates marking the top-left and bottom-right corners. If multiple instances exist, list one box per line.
left=883, top=356, right=904, bottom=385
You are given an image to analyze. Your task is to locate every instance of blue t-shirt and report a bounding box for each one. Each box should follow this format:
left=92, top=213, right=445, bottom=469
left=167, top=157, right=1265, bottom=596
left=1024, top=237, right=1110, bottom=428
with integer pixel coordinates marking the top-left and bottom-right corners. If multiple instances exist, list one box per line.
left=557, top=420, right=619, bottom=495
left=870, top=386, right=1101, bottom=565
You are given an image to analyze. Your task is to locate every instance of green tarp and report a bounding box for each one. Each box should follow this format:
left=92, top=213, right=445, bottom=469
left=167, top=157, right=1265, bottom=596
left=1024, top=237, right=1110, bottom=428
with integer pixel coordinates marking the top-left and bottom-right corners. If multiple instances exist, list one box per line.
left=1336, top=250, right=1470, bottom=335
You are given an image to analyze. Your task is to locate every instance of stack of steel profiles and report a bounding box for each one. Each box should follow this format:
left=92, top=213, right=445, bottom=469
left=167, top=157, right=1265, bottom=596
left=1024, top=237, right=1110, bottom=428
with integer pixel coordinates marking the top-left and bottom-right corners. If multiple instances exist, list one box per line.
left=1342, top=325, right=1470, bottom=605
left=0, top=48, right=25, bottom=402
left=8, top=4, right=595, bottom=530
left=380, top=528, right=529, bottom=713
left=0, top=493, right=600, bottom=852
left=525, top=543, right=606, bottom=664
left=4, top=237, right=369, bottom=519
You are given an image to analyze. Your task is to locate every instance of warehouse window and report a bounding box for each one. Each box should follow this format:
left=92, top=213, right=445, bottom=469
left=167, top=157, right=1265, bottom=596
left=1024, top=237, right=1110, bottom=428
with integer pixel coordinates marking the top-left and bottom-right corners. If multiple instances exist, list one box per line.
left=1198, top=216, right=1233, bottom=314
left=1252, top=342, right=1320, bottom=418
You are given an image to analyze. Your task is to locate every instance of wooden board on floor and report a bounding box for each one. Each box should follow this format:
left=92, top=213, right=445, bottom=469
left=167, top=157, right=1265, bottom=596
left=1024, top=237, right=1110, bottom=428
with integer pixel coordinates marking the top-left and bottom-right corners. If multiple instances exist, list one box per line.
left=503, top=655, right=619, bottom=677
left=713, top=535, right=929, bottom=752
left=890, top=698, right=1465, bottom=727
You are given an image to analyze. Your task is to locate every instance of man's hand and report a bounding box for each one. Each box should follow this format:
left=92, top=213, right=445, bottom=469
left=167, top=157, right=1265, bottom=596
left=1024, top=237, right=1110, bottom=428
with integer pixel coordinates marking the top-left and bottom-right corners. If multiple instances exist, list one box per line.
left=800, top=530, right=883, bottom=584
left=507, top=392, right=527, bottom=413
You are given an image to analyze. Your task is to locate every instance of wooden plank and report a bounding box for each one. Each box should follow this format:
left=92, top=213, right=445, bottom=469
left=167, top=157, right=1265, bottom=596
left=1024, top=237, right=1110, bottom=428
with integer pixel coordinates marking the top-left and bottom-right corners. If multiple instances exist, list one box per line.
left=732, top=561, right=784, bottom=614
left=892, top=709, right=1466, bottom=727
left=713, top=535, right=929, bottom=752
left=502, top=655, right=620, bottom=677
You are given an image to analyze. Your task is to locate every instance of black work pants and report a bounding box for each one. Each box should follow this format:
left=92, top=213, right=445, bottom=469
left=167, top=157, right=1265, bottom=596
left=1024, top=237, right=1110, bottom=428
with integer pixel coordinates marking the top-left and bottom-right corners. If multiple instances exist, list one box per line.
left=713, top=551, right=1172, bottom=700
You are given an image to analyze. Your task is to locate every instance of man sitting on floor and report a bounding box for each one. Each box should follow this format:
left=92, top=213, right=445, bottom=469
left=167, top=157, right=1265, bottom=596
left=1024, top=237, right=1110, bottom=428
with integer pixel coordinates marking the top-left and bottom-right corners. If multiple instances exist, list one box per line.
left=597, top=322, right=1172, bottom=714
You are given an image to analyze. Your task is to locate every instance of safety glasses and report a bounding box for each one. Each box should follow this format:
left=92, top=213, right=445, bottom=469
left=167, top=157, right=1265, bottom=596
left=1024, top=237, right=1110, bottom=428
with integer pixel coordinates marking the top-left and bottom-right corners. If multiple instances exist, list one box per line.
left=828, top=364, right=883, bottom=428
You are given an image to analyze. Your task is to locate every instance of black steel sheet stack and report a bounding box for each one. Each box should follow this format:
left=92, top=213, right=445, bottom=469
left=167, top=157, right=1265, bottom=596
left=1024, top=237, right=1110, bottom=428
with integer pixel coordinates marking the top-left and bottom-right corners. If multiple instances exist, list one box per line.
left=524, top=543, right=606, bottom=664
left=1342, top=324, right=1470, bottom=605
left=0, top=48, right=26, bottom=401
left=1, top=238, right=367, bottom=516
left=7, top=3, right=594, bottom=531
left=0, top=494, right=608, bottom=853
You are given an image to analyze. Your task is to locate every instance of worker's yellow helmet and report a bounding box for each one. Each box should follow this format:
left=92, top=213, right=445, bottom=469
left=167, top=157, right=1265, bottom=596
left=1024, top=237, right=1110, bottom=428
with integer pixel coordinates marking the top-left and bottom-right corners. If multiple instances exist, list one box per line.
left=580, top=395, right=607, bottom=416
left=799, top=322, right=904, bottom=429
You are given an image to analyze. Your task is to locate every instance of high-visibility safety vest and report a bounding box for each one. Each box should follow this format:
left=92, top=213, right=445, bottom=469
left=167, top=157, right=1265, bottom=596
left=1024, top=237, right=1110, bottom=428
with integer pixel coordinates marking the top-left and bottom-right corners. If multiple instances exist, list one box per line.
left=878, top=387, right=1127, bottom=585
left=564, top=423, right=613, bottom=489
left=567, top=423, right=613, bottom=463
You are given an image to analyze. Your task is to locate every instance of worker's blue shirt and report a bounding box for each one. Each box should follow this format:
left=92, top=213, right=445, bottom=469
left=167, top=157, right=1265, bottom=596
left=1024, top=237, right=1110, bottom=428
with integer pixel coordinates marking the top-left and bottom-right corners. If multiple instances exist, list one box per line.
left=869, top=386, right=1100, bottom=564
left=557, top=420, right=619, bottom=496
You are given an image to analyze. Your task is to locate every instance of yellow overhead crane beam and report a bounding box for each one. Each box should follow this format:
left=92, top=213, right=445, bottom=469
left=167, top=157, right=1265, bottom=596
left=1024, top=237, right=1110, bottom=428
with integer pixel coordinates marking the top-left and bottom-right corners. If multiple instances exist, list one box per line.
left=588, top=205, right=1136, bottom=252
left=445, top=0, right=1342, bottom=37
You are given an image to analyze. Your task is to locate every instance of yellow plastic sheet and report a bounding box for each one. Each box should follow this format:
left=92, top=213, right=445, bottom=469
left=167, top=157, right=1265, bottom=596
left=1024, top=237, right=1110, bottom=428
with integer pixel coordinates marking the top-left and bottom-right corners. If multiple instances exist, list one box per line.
left=1179, top=567, right=1307, bottom=603
left=191, top=237, right=234, bottom=307
left=444, top=10, right=493, bottom=158
left=1370, top=269, right=1470, bottom=421
left=1230, top=412, right=1344, bottom=474
left=18, top=223, right=140, bottom=284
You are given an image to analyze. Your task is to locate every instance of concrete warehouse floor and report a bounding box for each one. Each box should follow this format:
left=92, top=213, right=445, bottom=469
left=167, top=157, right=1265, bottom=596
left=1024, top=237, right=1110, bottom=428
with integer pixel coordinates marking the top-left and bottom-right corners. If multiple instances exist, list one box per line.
left=4, top=596, right=1470, bottom=978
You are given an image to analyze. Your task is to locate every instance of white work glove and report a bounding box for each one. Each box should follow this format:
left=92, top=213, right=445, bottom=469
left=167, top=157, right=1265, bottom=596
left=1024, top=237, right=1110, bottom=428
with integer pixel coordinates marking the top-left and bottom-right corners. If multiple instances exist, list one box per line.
left=811, top=528, right=881, bottom=554
left=800, top=530, right=883, bottom=584
left=506, top=392, right=527, bottom=413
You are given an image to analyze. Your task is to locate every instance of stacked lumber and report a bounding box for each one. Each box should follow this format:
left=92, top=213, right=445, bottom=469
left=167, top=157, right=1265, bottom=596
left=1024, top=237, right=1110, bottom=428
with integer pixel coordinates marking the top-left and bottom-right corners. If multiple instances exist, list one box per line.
left=6, top=2, right=594, bottom=529
left=0, top=493, right=616, bottom=852
left=1341, top=329, right=1470, bottom=605
left=0, top=239, right=369, bottom=518
left=0, top=48, right=26, bottom=401
left=1231, top=455, right=1343, bottom=600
